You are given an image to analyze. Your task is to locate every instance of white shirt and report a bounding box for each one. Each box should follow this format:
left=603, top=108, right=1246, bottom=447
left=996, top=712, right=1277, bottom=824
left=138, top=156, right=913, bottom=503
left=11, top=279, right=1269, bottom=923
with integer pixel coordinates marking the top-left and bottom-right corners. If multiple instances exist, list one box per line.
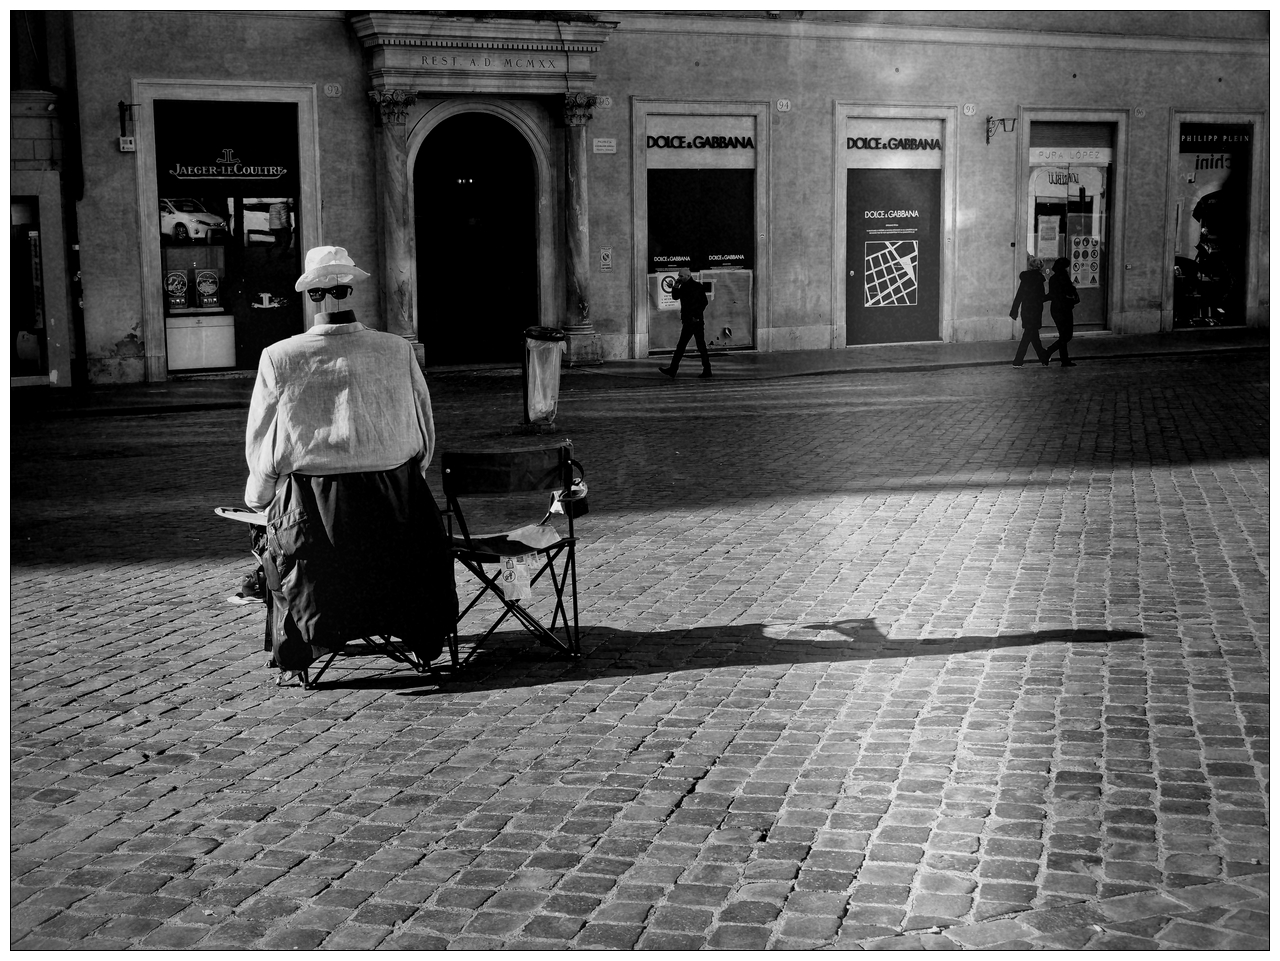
left=244, top=315, right=435, bottom=510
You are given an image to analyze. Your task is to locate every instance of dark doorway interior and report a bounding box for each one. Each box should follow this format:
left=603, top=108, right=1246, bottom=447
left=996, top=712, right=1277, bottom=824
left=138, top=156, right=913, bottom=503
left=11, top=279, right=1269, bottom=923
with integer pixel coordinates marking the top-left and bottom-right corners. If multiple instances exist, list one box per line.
left=415, top=113, right=538, bottom=365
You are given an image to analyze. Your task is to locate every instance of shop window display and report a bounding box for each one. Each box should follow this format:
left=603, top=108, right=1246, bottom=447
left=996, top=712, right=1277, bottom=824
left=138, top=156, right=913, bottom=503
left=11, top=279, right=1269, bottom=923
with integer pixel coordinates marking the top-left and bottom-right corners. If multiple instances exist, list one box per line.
left=153, top=99, right=301, bottom=372
left=1172, top=122, right=1251, bottom=328
left=11, top=197, right=47, bottom=378
left=646, top=168, right=756, bottom=352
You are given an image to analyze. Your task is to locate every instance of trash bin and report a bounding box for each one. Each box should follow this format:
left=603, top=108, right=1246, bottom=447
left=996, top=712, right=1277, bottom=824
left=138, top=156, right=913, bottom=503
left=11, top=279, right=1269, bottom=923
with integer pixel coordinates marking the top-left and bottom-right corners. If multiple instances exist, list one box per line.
left=523, top=326, right=567, bottom=426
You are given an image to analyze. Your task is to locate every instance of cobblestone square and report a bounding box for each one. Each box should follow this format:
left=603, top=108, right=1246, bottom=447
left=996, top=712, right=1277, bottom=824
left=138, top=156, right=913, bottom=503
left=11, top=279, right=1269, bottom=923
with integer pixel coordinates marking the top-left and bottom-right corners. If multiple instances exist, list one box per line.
left=10, top=351, right=1268, bottom=948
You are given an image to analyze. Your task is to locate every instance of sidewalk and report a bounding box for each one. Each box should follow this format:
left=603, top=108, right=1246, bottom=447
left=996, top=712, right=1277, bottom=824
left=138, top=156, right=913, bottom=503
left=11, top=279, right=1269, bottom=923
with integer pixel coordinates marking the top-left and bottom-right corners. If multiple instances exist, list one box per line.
left=9, top=326, right=1267, bottom=417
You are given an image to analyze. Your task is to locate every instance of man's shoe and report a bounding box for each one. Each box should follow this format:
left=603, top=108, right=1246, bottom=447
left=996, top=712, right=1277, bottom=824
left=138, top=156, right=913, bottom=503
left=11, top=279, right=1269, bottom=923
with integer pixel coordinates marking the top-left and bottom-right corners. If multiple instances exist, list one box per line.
left=658, top=365, right=676, bottom=378
left=238, top=569, right=265, bottom=601
left=1011, top=363, right=1024, bottom=368
left=1062, top=361, right=1077, bottom=367
left=699, top=369, right=713, bottom=378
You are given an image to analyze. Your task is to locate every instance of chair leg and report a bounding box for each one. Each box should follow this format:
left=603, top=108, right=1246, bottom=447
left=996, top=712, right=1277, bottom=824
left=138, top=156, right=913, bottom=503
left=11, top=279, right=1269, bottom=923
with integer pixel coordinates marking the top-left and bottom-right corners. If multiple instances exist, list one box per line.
left=304, top=651, right=339, bottom=689
left=453, top=547, right=583, bottom=660
left=568, top=545, right=581, bottom=656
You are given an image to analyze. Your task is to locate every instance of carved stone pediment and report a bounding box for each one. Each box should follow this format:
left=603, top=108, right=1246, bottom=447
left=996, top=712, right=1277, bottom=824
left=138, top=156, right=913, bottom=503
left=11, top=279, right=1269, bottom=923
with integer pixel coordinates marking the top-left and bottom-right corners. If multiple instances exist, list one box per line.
left=350, top=13, right=617, bottom=95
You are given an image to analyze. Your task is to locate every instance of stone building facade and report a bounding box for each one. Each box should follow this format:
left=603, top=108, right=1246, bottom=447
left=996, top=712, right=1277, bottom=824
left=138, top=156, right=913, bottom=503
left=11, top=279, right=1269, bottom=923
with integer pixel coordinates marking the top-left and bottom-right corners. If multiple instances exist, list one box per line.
left=10, top=11, right=1269, bottom=386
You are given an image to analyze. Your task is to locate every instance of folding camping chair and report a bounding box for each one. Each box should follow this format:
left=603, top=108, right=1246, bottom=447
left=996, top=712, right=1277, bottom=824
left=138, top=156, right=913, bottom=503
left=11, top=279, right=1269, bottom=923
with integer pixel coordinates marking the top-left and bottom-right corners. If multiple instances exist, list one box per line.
left=440, top=441, right=586, bottom=668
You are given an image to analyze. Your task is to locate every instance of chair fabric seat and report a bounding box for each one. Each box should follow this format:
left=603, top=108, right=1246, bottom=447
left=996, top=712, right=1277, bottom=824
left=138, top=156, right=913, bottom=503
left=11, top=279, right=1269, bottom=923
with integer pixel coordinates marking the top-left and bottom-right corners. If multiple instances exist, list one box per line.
left=449, top=531, right=573, bottom=563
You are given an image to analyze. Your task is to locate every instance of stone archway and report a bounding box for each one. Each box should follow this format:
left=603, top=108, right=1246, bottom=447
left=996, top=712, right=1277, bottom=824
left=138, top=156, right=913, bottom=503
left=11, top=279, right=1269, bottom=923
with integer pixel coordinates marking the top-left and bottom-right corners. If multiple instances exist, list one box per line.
left=407, top=99, right=556, bottom=360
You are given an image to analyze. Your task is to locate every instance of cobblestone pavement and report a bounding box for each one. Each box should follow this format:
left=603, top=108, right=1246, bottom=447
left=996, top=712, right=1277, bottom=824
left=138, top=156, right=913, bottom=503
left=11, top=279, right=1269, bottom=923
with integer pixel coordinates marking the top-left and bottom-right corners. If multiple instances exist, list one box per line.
left=11, top=352, right=1269, bottom=949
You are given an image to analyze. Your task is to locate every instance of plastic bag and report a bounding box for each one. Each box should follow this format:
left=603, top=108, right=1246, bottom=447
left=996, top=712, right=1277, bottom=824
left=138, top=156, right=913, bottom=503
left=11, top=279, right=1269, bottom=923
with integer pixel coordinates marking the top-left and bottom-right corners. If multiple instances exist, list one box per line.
left=526, top=337, right=566, bottom=425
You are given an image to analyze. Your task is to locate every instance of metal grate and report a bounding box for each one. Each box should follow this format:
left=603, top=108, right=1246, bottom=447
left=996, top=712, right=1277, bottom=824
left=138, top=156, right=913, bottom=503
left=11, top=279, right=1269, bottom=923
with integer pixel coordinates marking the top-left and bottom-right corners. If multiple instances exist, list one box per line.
left=1029, top=122, right=1114, bottom=148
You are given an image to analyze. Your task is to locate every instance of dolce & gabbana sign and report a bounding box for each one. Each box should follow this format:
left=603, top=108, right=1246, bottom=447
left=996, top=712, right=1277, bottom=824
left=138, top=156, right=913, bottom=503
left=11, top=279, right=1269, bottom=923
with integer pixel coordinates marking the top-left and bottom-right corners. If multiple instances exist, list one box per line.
left=647, top=134, right=756, bottom=150
left=846, top=136, right=942, bottom=151
left=845, top=118, right=944, bottom=171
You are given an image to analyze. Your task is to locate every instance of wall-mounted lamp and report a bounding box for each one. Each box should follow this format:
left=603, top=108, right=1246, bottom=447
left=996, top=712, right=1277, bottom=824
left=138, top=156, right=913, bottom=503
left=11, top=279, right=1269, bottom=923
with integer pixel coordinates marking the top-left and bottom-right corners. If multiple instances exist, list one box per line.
left=986, top=115, right=1016, bottom=145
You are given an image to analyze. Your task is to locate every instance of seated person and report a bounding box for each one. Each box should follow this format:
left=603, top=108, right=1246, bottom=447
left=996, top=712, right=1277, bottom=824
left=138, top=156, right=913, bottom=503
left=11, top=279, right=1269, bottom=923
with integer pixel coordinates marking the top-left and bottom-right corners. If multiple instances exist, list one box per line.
left=244, top=245, right=455, bottom=683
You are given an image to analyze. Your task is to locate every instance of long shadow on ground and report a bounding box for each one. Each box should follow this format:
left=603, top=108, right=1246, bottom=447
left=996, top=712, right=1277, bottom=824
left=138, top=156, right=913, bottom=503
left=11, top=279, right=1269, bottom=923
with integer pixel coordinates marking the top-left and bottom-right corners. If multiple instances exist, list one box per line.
left=287, top=620, right=1147, bottom=694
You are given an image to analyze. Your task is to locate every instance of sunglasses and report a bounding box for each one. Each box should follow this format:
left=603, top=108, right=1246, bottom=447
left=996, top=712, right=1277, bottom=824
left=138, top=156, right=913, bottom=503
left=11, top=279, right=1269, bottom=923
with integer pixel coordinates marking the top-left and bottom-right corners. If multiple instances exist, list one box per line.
left=306, top=285, right=353, bottom=302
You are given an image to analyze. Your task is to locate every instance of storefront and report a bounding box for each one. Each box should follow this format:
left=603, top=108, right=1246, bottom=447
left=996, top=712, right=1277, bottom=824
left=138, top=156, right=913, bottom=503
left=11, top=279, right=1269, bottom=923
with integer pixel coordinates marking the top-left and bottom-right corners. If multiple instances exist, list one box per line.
left=126, top=80, right=322, bottom=383
left=832, top=105, right=957, bottom=349
left=1170, top=120, right=1255, bottom=329
left=32, top=12, right=1267, bottom=387
left=152, top=98, right=304, bottom=371
left=842, top=119, right=946, bottom=345
left=1025, top=121, right=1116, bottom=329
left=10, top=89, right=74, bottom=388
left=631, top=101, right=770, bottom=358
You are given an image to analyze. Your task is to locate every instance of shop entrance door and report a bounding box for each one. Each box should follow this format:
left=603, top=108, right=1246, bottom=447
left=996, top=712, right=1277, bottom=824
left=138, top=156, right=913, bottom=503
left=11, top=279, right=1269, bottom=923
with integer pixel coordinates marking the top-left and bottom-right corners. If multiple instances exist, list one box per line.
left=1030, top=164, right=1110, bottom=329
left=1027, top=122, right=1115, bottom=331
left=415, top=112, right=537, bottom=365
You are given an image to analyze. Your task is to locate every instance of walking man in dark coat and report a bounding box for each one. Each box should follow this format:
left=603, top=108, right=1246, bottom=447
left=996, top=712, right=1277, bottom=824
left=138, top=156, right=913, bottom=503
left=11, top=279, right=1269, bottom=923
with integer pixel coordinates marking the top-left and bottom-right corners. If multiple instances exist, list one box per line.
left=1010, top=258, right=1049, bottom=367
left=659, top=267, right=713, bottom=379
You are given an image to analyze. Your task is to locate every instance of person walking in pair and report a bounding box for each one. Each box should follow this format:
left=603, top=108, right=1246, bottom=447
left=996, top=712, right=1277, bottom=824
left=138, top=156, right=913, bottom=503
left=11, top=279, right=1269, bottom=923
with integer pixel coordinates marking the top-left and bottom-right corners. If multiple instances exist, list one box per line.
left=1009, top=258, right=1049, bottom=367
left=659, top=267, right=713, bottom=379
left=1044, top=256, right=1080, bottom=367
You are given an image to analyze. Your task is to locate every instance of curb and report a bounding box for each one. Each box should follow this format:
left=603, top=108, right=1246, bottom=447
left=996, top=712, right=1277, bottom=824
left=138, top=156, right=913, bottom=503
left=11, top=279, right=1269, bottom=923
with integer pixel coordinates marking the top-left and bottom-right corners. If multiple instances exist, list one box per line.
left=10, top=342, right=1266, bottom=418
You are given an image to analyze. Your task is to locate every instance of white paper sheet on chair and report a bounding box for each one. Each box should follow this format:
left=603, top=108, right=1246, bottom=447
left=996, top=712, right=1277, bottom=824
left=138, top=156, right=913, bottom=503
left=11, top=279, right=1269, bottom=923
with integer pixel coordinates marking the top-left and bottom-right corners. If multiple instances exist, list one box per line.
left=500, top=523, right=562, bottom=549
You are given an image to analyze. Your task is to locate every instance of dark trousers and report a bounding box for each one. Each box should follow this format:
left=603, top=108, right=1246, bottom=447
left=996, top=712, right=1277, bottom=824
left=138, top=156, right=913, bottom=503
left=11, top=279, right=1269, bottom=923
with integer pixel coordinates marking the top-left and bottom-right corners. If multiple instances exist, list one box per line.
left=1044, top=314, right=1074, bottom=364
left=671, top=318, right=710, bottom=373
left=1013, top=324, right=1048, bottom=365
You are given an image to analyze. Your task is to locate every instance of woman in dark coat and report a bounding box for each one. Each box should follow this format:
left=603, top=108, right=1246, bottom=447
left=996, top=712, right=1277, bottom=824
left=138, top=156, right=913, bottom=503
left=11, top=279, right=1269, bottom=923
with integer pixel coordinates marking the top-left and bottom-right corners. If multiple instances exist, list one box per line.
left=1044, top=256, right=1081, bottom=366
left=1009, top=259, right=1048, bottom=367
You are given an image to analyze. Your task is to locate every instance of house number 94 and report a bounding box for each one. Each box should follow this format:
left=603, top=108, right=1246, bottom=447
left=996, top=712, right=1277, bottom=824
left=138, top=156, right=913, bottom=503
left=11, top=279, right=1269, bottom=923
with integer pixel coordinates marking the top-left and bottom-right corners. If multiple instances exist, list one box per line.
left=776, top=99, right=792, bottom=112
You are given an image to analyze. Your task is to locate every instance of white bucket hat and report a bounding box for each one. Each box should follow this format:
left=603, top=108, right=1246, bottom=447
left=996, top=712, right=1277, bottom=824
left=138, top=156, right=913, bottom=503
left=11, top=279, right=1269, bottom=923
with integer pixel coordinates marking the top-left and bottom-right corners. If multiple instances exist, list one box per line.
left=294, top=246, right=371, bottom=292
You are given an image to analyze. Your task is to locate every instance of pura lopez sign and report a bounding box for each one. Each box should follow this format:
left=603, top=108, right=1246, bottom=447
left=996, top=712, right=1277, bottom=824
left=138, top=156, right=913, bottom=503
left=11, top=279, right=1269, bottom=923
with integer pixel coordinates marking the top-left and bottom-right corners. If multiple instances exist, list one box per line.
left=1029, top=146, right=1113, bottom=165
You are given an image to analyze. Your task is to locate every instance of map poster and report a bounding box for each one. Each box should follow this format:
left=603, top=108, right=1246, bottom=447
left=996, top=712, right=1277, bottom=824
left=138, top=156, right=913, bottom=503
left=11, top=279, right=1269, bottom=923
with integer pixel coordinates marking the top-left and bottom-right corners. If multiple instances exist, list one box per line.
left=846, top=168, right=941, bottom=345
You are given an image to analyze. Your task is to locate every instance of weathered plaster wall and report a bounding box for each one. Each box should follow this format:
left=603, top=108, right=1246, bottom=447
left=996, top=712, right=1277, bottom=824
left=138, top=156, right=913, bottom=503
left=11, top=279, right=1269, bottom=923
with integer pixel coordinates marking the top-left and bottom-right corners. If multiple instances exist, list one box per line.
left=72, top=11, right=377, bottom=383
left=587, top=15, right=1268, bottom=355
left=69, top=11, right=1267, bottom=376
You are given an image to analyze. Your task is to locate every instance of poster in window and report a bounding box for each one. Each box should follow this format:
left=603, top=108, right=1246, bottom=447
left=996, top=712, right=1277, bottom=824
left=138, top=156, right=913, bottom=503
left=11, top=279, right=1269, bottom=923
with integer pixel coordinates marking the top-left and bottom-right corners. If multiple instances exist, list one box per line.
left=846, top=168, right=941, bottom=345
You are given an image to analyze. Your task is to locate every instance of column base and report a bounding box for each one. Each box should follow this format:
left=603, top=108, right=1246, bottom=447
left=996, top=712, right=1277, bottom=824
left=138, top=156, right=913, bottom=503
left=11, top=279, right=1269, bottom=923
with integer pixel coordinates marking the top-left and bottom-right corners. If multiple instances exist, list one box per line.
left=409, top=340, right=425, bottom=368
left=563, top=328, right=604, bottom=366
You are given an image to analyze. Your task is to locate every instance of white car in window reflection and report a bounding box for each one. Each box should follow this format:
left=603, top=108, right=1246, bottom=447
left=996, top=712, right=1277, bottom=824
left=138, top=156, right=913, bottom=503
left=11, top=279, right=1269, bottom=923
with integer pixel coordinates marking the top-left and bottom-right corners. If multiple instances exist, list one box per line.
left=160, top=198, right=228, bottom=243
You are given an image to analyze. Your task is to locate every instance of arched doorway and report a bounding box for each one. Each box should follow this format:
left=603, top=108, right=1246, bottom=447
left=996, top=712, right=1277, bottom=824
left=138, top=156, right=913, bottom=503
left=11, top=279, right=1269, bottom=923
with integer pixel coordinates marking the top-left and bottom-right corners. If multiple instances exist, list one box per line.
left=414, top=112, right=538, bottom=365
